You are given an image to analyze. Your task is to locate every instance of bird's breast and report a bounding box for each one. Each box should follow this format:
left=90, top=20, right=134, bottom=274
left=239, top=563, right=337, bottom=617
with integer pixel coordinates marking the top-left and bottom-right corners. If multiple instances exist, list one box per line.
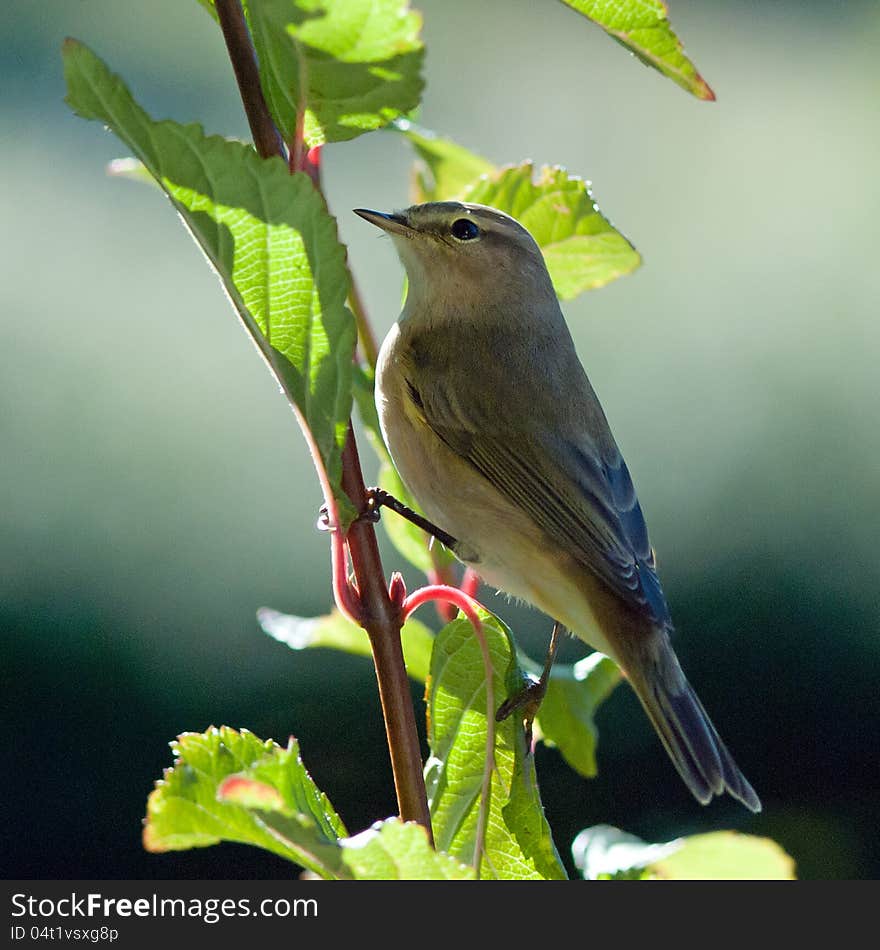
left=374, top=322, right=619, bottom=659
left=375, top=323, right=492, bottom=560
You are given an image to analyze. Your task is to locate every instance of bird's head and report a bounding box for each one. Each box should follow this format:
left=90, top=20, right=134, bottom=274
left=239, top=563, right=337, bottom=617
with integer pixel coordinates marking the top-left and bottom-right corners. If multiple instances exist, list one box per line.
left=354, top=202, right=556, bottom=318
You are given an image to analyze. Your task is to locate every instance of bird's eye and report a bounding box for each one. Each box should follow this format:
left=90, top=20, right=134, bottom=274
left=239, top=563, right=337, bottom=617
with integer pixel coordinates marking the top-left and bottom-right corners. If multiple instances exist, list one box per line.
left=450, top=218, right=480, bottom=241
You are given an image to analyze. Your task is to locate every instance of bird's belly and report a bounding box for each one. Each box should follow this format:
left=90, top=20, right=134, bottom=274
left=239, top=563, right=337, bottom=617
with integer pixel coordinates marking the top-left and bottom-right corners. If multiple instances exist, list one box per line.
left=376, top=366, right=618, bottom=660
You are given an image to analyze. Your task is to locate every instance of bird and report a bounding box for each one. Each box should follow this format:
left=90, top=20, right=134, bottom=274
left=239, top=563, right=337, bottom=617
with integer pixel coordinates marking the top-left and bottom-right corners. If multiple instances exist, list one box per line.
left=354, top=201, right=761, bottom=813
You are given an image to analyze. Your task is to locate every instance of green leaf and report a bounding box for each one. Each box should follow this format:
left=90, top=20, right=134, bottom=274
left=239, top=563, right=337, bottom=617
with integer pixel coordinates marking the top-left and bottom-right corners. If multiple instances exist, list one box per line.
left=144, top=727, right=346, bottom=876
left=220, top=0, right=425, bottom=147
left=649, top=831, right=798, bottom=880
left=63, top=40, right=357, bottom=520
left=258, top=606, right=434, bottom=682
left=462, top=163, right=641, bottom=298
left=560, top=0, right=715, bottom=100
left=145, top=727, right=472, bottom=879
left=396, top=131, right=640, bottom=297
left=395, top=120, right=494, bottom=202
left=572, top=824, right=682, bottom=879
left=326, top=818, right=475, bottom=880
left=219, top=780, right=474, bottom=879
left=426, top=609, right=567, bottom=880
left=532, top=652, right=622, bottom=778
left=219, top=772, right=473, bottom=878
left=573, top=826, right=797, bottom=880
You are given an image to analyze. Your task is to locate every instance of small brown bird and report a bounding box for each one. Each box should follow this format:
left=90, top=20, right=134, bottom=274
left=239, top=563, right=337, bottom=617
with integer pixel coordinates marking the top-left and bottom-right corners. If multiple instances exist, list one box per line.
left=356, top=201, right=760, bottom=812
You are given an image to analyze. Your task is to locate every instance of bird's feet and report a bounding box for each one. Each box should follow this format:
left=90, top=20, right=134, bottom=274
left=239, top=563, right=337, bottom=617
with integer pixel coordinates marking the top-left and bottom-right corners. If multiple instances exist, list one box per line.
left=495, top=676, right=549, bottom=749
left=495, top=622, right=564, bottom=748
left=318, top=487, right=459, bottom=550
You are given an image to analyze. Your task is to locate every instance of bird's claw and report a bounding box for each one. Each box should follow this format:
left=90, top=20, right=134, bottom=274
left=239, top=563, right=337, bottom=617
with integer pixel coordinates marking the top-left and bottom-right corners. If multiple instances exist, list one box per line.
left=496, top=676, right=547, bottom=723
left=316, top=503, right=331, bottom=532
left=361, top=487, right=384, bottom=524
left=496, top=676, right=549, bottom=750
left=316, top=492, right=383, bottom=534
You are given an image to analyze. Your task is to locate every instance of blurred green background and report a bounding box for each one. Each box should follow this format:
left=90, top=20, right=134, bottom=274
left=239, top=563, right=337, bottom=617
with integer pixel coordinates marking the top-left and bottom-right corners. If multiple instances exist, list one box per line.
left=2, top=0, right=878, bottom=880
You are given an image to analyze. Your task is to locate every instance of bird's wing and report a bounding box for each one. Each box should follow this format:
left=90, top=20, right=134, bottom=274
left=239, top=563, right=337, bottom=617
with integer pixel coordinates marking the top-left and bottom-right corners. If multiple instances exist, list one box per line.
left=412, top=373, right=671, bottom=628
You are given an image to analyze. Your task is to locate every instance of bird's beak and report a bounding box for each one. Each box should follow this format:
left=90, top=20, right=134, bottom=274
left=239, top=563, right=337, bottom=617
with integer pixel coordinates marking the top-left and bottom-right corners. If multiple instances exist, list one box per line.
left=353, top=208, right=411, bottom=236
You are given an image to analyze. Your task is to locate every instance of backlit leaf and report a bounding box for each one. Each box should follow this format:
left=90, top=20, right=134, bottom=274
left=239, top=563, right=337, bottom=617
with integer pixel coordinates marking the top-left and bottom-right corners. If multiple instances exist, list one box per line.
left=463, top=163, right=641, bottom=298
left=560, top=0, right=715, bottom=100
left=426, top=609, right=567, bottom=879
left=63, top=40, right=357, bottom=519
left=200, top=0, right=425, bottom=147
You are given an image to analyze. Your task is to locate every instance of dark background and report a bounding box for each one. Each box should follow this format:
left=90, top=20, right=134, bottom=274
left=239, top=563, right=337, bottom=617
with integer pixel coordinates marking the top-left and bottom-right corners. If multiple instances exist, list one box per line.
left=2, top=0, right=878, bottom=880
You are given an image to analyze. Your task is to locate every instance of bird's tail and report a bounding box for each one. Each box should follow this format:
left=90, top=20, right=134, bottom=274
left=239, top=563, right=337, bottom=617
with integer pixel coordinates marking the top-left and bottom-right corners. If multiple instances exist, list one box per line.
left=622, top=633, right=761, bottom=813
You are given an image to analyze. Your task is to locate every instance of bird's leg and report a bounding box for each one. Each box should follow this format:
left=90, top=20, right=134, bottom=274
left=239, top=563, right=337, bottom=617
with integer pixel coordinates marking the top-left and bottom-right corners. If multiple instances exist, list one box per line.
left=365, top=487, right=460, bottom=549
left=317, top=487, right=459, bottom=551
left=496, top=621, right=565, bottom=747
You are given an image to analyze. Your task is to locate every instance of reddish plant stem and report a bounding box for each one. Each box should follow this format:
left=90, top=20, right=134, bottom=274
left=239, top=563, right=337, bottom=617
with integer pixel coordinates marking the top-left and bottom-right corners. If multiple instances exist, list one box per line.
left=402, top=583, right=493, bottom=873
left=341, top=427, right=433, bottom=838
left=215, top=0, right=432, bottom=839
left=427, top=563, right=457, bottom=624
left=300, top=145, right=323, bottom=189
left=215, top=0, right=286, bottom=161
left=461, top=567, right=481, bottom=601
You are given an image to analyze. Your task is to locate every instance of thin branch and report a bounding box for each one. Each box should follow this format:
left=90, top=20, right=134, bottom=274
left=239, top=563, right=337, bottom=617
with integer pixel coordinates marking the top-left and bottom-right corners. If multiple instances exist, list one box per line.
left=215, top=0, right=286, bottom=161
left=215, top=0, right=432, bottom=839
left=342, top=427, right=433, bottom=838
